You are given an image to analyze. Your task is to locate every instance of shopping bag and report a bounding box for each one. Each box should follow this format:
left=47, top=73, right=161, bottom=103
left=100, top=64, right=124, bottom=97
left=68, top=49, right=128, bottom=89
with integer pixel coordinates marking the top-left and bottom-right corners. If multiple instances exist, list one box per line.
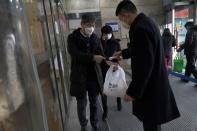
left=173, top=53, right=184, bottom=73
left=103, top=65, right=128, bottom=97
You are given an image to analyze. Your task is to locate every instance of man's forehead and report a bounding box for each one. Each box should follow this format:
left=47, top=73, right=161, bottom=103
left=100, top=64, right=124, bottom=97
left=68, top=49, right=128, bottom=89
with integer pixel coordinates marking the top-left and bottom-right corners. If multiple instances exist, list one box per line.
left=83, top=22, right=95, bottom=26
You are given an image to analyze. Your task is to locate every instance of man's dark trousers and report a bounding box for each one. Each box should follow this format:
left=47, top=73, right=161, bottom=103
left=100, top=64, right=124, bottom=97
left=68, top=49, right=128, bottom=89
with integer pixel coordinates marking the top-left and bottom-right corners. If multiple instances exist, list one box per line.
left=76, top=81, right=99, bottom=128
left=185, top=54, right=197, bottom=79
left=143, top=122, right=161, bottom=131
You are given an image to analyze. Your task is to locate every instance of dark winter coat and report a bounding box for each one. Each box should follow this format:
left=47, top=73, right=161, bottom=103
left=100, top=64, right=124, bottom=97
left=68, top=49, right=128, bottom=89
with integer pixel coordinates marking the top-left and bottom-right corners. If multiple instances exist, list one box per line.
left=162, top=31, right=176, bottom=56
left=102, top=38, right=121, bottom=58
left=67, top=28, right=104, bottom=97
left=101, top=38, right=121, bottom=76
left=121, top=13, right=180, bottom=124
left=180, top=25, right=197, bottom=55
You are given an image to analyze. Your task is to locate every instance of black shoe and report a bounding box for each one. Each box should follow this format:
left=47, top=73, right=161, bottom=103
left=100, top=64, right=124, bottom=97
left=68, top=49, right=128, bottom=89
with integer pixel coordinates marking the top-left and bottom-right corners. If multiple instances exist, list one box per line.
left=117, top=101, right=122, bottom=111
left=102, top=111, right=107, bottom=121
left=180, top=79, right=189, bottom=83
left=117, top=97, right=122, bottom=111
left=117, top=104, right=122, bottom=111
left=92, top=126, right=99, bottom=131
left=81, top=126, right=87, bottom=131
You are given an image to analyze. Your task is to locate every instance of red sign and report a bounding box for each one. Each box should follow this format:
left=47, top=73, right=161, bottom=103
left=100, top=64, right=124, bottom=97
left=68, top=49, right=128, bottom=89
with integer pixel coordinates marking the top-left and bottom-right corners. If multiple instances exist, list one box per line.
left=175, top=9, right=189, bottom=18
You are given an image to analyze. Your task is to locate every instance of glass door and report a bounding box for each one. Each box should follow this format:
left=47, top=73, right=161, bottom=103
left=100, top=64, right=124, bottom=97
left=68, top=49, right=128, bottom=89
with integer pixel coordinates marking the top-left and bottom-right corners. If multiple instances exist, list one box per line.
left=0, top=0, right=48, bottom=131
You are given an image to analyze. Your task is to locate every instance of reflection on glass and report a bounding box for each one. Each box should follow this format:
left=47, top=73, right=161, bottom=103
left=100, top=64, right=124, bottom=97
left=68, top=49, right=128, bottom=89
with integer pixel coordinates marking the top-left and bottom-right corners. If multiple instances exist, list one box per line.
left=23, top=0, right=71, bottom=131
left=0, top=0, right=47, bottom=131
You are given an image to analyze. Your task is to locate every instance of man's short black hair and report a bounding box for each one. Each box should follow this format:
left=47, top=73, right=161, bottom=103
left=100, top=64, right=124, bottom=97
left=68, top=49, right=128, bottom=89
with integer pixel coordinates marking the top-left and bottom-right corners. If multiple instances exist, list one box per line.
left=115, top=0, right=137, bottom=16
left=81, top=14, right=96, bottom=23
left=101, top=25, right=112, bottom=34
left=184, top=21, right=194, bottom=28
left=164, top=28, right=170, bottom=33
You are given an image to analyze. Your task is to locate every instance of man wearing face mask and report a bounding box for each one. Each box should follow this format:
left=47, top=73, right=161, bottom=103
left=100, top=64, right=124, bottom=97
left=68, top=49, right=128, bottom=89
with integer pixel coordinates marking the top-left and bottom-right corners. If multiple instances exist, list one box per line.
left=100, top=25, right=122, bottom=121
left=67, top=14, right=105, bottom=131
left=113, top=1, right=180, bottom=131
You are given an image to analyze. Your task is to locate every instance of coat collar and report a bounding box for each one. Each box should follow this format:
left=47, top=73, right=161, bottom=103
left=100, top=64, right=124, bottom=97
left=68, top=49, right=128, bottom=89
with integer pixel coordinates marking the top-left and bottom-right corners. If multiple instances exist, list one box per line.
left=73, top=28, right=97, bottom=40
left=129, top=13, right=146, bottom=32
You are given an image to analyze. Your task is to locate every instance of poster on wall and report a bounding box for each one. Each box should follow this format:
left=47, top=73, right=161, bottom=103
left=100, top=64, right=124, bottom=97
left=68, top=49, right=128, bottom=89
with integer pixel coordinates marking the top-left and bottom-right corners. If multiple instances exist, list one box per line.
left=105, top=22, right=119, bottom=32
left=175, top=8, right=189, bottom=44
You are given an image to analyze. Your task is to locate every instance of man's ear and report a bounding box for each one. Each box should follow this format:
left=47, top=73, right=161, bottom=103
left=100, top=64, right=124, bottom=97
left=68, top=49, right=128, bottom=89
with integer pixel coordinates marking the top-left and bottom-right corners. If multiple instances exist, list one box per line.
left=80, top=22, right=84, bottom=28
left=80, top=22, right=82, bottom=27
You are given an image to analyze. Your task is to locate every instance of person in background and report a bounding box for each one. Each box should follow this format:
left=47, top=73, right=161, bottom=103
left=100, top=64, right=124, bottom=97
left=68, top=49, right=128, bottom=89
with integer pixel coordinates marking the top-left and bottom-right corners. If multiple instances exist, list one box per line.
left=162, top=28, right=176, bottom=69
left=100, top=25, right=122, bottom=121
left=177, top=22, right=197, bottom=83
left=67, top=14, right=105, bottom=131
left=113, top=0, right=180, bottom=131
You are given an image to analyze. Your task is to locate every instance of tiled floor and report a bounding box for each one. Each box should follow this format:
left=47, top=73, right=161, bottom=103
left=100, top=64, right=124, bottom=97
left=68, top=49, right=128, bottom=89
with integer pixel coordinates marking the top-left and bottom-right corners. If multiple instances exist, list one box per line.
left=66, top=71, right=197, bottom=131
left=106, top=72, right=197, bottom=131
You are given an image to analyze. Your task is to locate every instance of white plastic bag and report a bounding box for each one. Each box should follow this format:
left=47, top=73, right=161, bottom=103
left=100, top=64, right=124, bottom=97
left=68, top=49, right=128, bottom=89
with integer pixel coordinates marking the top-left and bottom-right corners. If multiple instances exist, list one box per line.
left=103, top=65, right=128, bottom=98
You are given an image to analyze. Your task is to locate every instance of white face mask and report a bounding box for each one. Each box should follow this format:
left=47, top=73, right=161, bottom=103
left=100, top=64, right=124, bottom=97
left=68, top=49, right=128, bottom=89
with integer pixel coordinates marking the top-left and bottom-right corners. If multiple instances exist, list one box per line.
left=84, top=27, right=94, bottom=36
left=107, top=33, right=112, bottom=40
left=121, top=21, right=130, bottom=29
left=102, top=33, right=112, bottom=40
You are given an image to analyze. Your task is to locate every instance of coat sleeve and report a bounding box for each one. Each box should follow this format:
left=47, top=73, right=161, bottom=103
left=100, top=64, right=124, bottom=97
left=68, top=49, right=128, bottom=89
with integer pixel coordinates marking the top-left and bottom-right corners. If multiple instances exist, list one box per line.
left=122, top=48, right=131, bottom=59
left=116, top=40, right=121, bottom=51
left=185, top=30, right=194, bottom=47
left=178, top=30, right=193, bottom=51
left=181, top=30, right=193, bottom=50
left=96, top=38, right=109, bottom=78
left=180, top=43, right=185, bottom=50
left=126, top=29, right=154, bottom=99
left=95, top=37, right=105, bottom=56
left=95, top=37, right=110, bottom=69
left=172, top=36, right=176, bottom=47
left=67, top=34, right=94, bottom=63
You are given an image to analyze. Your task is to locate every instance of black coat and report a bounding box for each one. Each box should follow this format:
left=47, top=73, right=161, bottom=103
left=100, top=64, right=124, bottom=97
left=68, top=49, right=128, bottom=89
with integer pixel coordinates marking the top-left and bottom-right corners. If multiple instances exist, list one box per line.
left=67, top=28, right=104, bottom=97
left=102, top=38, right=121, bottom=57
left=122, top=13, right=180, bottom=124
left=101, top=38, right=121, bottom=77
left=180, top=25, right=197, bottom=55
left=162, top=31, right=176, bottom=56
